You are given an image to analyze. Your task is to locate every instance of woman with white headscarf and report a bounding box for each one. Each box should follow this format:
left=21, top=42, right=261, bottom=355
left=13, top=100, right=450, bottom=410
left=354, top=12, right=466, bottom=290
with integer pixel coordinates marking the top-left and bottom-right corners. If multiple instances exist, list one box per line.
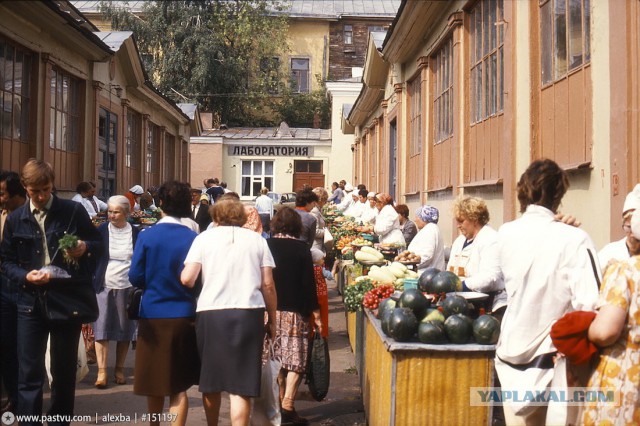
left=373, top=193, right=405, bottom=245
left=407, top=205, right=446, bottom=274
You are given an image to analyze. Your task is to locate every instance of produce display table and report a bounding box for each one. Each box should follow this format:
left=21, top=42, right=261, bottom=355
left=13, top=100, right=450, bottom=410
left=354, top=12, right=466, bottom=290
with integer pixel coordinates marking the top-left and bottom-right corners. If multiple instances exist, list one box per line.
left=362, top=309, right=496, bottom=426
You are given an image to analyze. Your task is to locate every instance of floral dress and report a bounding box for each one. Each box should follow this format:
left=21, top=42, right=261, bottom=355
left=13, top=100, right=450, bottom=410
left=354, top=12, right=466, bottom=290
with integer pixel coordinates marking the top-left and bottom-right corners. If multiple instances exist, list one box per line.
left=583, top=256, right=640, bottom=426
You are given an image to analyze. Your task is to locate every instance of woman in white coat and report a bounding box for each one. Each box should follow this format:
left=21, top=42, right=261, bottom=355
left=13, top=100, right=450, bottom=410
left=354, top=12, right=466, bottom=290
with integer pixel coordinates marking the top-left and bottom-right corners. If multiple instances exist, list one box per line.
left=408, top=205, right=445, bottom=274
left=446, top=195, right=505, bottom=315
left=373, top=193, right=405, bottom=245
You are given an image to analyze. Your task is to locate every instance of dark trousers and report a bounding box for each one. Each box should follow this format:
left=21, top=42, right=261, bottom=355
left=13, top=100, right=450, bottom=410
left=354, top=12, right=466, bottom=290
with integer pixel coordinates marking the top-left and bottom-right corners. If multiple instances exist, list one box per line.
left=17, top=301, right=81, bottom=426
left=0, top=279, right=18, bottom=411
left=259, top=213, right=271, bottom=233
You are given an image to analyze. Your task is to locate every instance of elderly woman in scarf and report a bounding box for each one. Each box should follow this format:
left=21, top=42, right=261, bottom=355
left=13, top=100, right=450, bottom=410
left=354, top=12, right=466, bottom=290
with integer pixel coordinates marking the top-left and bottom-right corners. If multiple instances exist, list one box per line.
left=407, top=205, right=446, bottom=274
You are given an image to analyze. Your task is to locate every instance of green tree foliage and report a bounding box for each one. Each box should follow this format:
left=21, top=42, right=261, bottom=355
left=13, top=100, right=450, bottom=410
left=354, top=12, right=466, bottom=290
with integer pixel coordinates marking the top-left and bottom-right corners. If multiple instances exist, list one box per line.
left=101, top=0, right=295, bottom=127
left=272, top=74, right=330, bottom=128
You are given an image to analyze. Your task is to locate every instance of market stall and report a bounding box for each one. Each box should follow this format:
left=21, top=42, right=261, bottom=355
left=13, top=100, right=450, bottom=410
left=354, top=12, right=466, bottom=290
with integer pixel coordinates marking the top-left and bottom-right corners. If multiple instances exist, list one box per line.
left=363, top=309, right=495, bottom=426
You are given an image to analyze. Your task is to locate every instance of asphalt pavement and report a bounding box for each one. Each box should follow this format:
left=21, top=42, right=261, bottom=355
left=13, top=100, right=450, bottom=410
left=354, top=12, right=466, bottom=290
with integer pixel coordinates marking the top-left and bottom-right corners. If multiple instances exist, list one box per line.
left=46, top=277, right=366, bottom=425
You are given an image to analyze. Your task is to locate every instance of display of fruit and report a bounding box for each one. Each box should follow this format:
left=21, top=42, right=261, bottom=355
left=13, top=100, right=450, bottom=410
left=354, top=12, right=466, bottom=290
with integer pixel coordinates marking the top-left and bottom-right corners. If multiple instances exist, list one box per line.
left=418, top=267, right=441, bottom=292
left=377, top=297, right=397, bottom=320
left=398, top=288, right=431, bottom=320
left=427, top=271, right=461, bottom=294
left=444, top=314, right=473, bottom=344
left=351, top=237, right=373, bottom=247
left=442, top=294, right=469, bottom=318
left=354, top=246, right=384, bottom=262
left=335, top=235, right=357, bottom=250
left=422, top=307, right=445, bottom=323
left=386, top=307, right=419, bottom=342
left=362, top=285, right=395, bottom=310
left=394, top=250, right=421, bottom=263
left=473, top=314, right=501, bottom=345
left=343, top=279, right=374, bottom=312
left=418, top=320, right=448, bottom=344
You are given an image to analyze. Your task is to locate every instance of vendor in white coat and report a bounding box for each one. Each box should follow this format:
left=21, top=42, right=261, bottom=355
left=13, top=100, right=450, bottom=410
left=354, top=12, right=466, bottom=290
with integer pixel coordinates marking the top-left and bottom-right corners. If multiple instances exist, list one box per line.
left=598, top=183, right=640, bottom=273
left=495, top=159, right=600, bottom=426
left=447, top=195, right=505, bottom=315
left=373, top=193, right=405, bottom=245
left=408, top=205, right=445, bottom=274
left=336, top=183, right=354, bottom=213
left=360, top=192, right=379, bottom=224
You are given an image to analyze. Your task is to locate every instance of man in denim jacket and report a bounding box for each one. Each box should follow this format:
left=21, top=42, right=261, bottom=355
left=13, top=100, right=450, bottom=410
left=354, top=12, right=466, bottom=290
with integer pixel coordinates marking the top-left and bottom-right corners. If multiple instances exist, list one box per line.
left=0, top=159, right=102, bottom=425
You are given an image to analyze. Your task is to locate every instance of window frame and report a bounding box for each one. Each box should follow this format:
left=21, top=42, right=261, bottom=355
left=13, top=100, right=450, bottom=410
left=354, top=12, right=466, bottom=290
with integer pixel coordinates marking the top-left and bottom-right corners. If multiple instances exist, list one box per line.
left=344, top=24, right=353, bottom=45
left=407, top=76, right=422, bottom=157
left=290, top=57, right=310, bottom=94
left=433, top=37, right=454, bottom=145
left=469, top=0, right=504, bottom=124
left=241, top=159, right=274, bottom=198
left=0, top=38, right=32, bottom=144
left=49, top=67, right=80, bottom=152
left=539, top=0, right=591, bottom=86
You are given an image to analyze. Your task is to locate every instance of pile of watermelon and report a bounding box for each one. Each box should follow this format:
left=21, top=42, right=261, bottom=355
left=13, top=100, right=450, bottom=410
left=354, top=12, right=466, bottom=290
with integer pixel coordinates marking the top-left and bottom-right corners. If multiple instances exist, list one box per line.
left=375, top=268, right=501, bottom=345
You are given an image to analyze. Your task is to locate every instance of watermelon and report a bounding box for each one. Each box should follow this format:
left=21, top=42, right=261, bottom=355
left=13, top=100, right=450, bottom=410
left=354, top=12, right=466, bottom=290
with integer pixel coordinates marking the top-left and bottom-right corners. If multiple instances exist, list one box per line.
left=473, top=314, right=501, bottom=344
left=377, top=297, right=397, bottom=320
left=380, top=308, right=395, bottom=337
left=387, top=307, right=419, bottom=342
left=398, top=288, right=430, bottom=320
left=418, top=321, right=448, bottom=344
left=444, top=314, right=473, bottom=344
left=429, top=271, right=461, bottom=294
left=422, top=307, right=445, bottom=323
left=418, top=267, right=441, bottom=292
left=442, top=294, right=469, bottom=318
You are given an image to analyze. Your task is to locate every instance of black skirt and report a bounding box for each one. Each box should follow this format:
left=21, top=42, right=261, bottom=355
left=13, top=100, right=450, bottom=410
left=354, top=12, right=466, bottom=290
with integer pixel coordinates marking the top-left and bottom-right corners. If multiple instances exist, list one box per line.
left=196, top=308, right=265, bottom=397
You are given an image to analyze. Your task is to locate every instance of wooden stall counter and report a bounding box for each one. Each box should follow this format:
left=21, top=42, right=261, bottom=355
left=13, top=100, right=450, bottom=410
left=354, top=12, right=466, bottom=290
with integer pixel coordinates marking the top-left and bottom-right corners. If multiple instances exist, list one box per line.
left=362, top=309, right=496, bottom=426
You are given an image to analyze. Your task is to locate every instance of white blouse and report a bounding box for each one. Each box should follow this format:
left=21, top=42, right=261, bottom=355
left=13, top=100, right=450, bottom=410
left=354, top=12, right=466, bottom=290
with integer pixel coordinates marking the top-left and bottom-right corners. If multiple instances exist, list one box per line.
left=105, top=223, right=134, bottom=289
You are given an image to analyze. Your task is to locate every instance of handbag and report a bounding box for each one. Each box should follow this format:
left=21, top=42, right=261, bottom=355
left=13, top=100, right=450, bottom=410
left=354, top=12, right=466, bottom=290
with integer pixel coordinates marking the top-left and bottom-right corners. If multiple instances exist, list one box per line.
left=306, top=328, right=330, bottom=401
left=127, top=287, right=143, bottom=320
left=41, top=278, right=98, bottom=323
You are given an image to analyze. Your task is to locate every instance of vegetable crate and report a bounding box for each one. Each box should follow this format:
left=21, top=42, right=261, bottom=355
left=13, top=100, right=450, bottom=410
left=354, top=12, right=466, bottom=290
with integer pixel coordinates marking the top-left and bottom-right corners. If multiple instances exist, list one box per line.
left=363, top=310, right=496, bottom=426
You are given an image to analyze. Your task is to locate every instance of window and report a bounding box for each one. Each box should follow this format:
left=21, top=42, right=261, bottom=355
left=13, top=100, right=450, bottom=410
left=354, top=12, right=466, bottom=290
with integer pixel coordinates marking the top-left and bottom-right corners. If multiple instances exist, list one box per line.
left=241, top=160, right=274, bottom=197
left=344, top=25, right=353, bottom=45
left=98, top=108, right=117, bottom=198
left=164, top=134, right=175, bottom=180
left=408, top=78, right=422, bottom=156
left=146, top=122, right=160, bottom=184
left=49, top=67, right=80, bottom=152
left=540, top=0, right=590, bottom=85
left=434, top=38, right=454, bottom=144
left=368, top=25, right=385, bottom=34
left=294, top=160, right=322, bottom=173
left=290, top=58, right=309, bottom=93
left=470, top=0, right=504, bottom=123
left=126, top=110, right=141, bottom=169
left=260, top=57, right=280, bottom=93
left=0, top=39, right=31, bottom=143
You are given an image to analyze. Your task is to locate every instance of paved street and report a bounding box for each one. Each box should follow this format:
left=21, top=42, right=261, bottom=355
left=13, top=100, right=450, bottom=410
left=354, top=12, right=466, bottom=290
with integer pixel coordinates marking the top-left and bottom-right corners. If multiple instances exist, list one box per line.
left=47, top=278, right=365, bottom=425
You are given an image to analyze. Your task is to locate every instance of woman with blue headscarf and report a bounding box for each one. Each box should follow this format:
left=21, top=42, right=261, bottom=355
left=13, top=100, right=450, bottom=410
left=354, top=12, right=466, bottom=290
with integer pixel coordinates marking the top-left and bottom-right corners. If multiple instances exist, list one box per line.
left=407, top=205, right=446, bottom=274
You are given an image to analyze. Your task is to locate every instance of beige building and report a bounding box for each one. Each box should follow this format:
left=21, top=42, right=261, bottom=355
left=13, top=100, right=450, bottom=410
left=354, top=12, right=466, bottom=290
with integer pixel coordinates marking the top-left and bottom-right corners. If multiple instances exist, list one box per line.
left=191, top=123, right=331, bottom=200
left=347, top=0, right=640, bottom=250
left=0, top=1, right=192, bottom=198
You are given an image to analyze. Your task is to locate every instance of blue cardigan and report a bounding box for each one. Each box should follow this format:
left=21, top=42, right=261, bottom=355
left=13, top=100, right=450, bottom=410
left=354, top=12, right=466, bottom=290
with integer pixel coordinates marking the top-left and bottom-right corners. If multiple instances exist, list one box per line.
left=128, top=222, right=198, bottom=319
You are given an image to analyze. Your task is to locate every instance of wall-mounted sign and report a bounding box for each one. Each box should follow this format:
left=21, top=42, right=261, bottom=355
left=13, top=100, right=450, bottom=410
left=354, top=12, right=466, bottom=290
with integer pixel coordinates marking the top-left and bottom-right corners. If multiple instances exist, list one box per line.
left=228, top=145, right=314, bottom=157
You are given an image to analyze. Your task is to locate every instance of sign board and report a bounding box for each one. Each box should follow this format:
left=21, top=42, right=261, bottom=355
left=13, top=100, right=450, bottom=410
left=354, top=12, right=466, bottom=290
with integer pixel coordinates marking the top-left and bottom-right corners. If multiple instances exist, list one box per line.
left=228, top=145, right=314, bottom=157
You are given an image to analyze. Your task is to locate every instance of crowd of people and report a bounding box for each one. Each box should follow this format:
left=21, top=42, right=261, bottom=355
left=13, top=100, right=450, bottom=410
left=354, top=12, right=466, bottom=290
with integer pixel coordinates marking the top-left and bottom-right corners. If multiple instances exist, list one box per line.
left=1, top=158, right=640, bottom=425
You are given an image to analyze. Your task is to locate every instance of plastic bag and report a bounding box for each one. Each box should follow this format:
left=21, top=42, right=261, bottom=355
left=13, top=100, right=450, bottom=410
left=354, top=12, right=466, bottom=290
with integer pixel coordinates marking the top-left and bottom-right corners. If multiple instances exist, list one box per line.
left=251, top=339, right=282, bottom=426
left=306, top=329, right=330, bottom=401
left=45, top=332, right=89, bottom=386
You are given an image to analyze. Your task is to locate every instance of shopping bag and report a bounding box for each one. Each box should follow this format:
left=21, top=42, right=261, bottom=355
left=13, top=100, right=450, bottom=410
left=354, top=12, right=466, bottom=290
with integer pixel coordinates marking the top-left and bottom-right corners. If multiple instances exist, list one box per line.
left=306, top=328, right=330, bottom=401
left=45, top=332, right=89, bottom=386
left=251, top=340, right=282, bottom=426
